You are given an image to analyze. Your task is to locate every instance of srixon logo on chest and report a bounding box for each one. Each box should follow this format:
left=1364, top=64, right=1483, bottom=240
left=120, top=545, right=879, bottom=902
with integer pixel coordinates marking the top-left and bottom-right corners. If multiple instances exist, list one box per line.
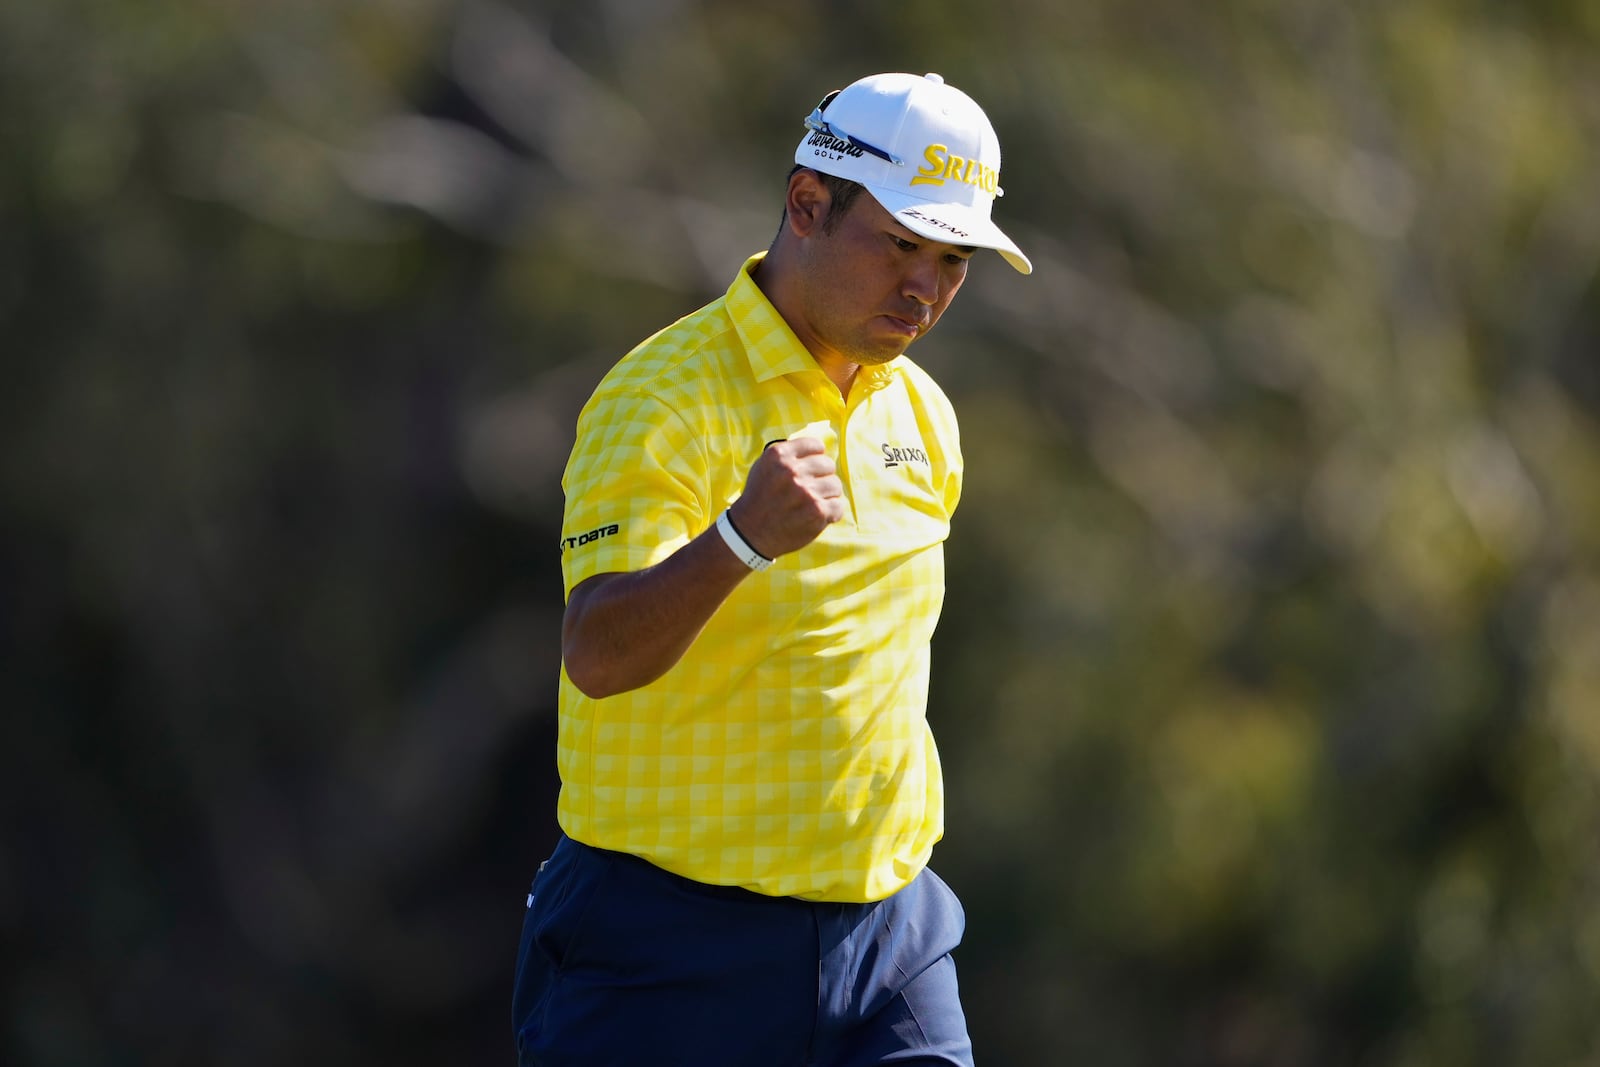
left=881, top=442, right=930, bottom=468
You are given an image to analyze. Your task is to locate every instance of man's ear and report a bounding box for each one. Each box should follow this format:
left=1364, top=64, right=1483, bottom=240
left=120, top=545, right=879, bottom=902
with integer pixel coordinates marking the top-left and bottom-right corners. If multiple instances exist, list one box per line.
left=783, top=169, right=830, bottom=238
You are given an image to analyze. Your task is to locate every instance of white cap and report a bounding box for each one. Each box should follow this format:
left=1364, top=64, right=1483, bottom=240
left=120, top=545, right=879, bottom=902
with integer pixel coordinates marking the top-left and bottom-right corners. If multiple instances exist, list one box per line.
left=795, top=72, right=1032, bottom=275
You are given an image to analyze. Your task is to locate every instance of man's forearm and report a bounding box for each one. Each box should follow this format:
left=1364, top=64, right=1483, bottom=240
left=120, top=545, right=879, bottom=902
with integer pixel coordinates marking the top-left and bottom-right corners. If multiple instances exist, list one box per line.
left=560, top=526, right=755, bottom=699
left=562, top=437, right=845, bottom=698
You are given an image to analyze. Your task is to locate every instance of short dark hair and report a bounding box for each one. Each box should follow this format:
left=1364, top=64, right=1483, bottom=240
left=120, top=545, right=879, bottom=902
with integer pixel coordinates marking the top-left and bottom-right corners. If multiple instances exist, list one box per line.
left=778, top=165, right=868, bottom=237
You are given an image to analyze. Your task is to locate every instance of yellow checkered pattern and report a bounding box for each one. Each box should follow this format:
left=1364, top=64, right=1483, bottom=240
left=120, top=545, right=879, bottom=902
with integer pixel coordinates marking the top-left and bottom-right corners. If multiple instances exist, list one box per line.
left=556, top=254, right=963, bottom=903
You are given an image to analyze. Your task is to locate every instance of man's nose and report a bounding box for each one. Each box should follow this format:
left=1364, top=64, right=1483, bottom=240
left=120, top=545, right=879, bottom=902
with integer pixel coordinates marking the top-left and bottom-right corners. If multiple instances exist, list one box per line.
left=902, top=257, right=939, bottom=305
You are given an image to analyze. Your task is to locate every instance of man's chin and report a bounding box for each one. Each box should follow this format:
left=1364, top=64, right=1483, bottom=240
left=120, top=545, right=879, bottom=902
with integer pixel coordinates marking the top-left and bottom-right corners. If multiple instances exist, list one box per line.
left=850, top=339, right=915, bottom=367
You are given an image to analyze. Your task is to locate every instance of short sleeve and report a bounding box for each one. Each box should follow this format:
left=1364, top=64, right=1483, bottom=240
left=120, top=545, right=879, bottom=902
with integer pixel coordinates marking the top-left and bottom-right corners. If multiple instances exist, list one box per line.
left=559, top=387, right=709, bottom=598
left=941, top=427, right=963, bottom=518
left=899, top=362, right=963, bottom=520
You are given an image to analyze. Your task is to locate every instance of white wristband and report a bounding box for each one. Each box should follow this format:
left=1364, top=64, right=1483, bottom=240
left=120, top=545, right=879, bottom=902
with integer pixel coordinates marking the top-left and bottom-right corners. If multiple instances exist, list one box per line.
left=716, top=509, right=772, bottom=571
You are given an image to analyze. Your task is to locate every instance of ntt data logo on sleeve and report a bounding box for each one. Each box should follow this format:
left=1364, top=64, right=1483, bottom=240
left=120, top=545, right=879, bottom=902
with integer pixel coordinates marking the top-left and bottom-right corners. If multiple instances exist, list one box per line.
left=560, top=523, right=619, bottom=551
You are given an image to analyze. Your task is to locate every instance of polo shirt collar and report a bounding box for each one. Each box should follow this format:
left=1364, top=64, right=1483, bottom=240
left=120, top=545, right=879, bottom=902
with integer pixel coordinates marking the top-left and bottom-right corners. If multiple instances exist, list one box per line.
left=726, top=253, right=900, bottom=389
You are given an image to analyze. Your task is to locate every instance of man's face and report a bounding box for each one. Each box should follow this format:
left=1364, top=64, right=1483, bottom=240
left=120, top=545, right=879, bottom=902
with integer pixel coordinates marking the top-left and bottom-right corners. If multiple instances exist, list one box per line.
left=789, top=184, right=973, bottom=371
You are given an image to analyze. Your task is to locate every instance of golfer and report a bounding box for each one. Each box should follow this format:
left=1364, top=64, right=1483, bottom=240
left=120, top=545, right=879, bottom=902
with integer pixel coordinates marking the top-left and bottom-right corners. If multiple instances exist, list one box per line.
left=514, top=71, right=1032, bottom=1066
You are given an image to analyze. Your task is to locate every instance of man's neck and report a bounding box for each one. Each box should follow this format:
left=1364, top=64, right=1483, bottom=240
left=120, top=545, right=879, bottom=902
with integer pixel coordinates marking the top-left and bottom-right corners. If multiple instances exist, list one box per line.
left=751, top=252, right=859, bottom=398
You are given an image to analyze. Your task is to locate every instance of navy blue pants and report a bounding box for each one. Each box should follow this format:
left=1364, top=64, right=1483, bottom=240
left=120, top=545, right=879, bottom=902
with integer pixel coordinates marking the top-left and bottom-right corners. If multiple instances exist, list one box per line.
left=512, top=836, right=974, bottom=1066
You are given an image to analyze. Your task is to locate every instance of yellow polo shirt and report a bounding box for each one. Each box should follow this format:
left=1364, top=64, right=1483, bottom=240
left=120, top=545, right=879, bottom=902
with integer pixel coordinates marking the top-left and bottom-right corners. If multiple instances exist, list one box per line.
left=556, top=253, right=962, bottom=902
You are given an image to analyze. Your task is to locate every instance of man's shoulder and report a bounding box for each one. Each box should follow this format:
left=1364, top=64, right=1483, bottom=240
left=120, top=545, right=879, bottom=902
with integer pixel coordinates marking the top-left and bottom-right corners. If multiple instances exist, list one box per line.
left=590, top=296, right=744, bottom=405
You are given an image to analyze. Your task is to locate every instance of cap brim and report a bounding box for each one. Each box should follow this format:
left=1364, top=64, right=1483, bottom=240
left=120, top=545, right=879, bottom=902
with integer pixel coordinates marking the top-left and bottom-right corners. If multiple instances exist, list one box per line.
left=863, top=184, right=1033, bottom=275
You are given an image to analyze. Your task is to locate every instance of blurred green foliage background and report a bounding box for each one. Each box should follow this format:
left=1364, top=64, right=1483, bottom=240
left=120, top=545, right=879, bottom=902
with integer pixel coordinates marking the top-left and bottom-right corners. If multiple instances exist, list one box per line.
left=5, top=0, right=1600, bottom=1064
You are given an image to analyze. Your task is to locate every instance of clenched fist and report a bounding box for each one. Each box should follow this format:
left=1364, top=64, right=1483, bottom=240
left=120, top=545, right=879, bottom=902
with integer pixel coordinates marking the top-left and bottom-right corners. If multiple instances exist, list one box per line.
left=726, top=437, right=846, bottom=559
